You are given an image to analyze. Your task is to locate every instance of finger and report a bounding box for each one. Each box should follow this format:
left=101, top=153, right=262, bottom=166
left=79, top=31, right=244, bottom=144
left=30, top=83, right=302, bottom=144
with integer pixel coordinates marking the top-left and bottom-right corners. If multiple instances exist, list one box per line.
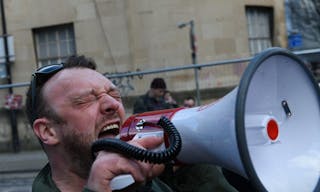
left=150, top=164, right=165, bottom=178
left=134, top=159, right=154, bottom=179
left=129, top=136, right=164, bottom=150
left=88, top=151, right=157, bottom=191
left=134, top=160, right=165, bottom=181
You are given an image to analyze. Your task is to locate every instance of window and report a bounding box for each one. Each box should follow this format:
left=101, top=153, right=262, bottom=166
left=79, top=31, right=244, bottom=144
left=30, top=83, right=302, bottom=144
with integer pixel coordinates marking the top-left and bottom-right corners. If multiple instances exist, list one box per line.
left=33, top=24, right=76, bottom=67
left=246, top=7, right=273, bottom=55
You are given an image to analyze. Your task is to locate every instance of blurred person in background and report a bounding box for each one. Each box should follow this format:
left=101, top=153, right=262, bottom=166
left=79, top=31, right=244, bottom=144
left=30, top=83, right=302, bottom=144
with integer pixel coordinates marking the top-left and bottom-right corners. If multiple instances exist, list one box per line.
left=133, top=77, right=173, bottom=114
left=183, top=96, right=196, bottom=108
left=164, top=90, right=179, bottom=108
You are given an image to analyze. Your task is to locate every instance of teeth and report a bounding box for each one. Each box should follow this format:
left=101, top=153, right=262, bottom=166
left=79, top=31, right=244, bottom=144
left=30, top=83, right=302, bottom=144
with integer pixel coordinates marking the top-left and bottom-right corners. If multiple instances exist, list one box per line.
left=101, top=124, right=119, bottom=132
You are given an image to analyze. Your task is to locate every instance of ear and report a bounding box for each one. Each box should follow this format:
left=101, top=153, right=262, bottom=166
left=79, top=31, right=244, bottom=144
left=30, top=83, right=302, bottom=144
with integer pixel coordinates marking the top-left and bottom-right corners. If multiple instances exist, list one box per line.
left=33, top=118, right=60, bottom=145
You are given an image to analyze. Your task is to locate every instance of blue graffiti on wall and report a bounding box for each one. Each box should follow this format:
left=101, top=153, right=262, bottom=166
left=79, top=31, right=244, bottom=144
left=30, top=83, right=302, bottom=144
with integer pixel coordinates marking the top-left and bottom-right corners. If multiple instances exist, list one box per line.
left=104, top=71, right=135, bottom=96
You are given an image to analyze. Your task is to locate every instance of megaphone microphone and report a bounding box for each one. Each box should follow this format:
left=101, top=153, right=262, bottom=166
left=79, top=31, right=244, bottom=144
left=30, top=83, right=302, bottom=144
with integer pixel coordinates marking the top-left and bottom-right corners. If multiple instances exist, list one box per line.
left=93, top=47, right=320, bottom=192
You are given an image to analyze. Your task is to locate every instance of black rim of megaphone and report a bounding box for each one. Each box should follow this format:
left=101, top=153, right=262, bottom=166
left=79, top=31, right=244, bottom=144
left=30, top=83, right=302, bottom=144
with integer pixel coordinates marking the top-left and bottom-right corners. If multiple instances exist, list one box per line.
left=235, top=47, right=320, bottom=192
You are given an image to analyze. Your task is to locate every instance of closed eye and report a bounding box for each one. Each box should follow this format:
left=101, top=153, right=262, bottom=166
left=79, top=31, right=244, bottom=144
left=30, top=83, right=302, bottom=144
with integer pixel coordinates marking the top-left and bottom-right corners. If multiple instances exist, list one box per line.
left=108, top=89, right=121, bottom=101
left=71, top=94, right=97, bottom=108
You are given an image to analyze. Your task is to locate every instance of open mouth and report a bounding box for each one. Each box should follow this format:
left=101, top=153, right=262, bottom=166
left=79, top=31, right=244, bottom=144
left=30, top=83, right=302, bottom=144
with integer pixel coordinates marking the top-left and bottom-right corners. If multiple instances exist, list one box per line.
left=98, top=123, right=120, bottom=139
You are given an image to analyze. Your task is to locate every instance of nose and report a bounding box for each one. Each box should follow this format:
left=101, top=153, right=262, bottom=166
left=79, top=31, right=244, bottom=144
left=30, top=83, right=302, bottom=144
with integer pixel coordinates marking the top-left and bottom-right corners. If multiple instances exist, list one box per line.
left=99, top=94, right=120, bottom=115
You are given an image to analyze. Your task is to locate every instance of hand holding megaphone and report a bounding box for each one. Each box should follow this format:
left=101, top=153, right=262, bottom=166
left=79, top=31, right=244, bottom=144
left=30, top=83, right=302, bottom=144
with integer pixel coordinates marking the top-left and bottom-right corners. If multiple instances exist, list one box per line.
left=91, top=116, right=181, bottom=190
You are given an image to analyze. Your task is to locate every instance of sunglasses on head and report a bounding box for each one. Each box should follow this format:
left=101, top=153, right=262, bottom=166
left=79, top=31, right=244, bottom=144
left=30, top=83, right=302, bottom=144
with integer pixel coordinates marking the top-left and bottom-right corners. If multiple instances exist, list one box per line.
left=31, top=64, right=64, bottom=122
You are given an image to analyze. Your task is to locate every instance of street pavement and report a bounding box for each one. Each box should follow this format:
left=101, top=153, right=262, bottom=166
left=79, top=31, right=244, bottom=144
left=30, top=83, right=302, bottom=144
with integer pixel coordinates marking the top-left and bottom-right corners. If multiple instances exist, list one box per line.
left=0, top=150, right=47, bottom=192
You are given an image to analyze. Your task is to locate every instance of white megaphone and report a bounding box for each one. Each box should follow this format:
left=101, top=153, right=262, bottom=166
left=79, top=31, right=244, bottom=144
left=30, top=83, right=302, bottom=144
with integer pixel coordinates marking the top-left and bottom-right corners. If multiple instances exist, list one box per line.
left=98, top=47, right=320, bottom=191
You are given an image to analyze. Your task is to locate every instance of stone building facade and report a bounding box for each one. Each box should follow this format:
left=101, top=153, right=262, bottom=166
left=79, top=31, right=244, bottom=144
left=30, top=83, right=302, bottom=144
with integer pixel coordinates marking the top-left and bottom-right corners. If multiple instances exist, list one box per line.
left=0, top=0, right=286, bottom=151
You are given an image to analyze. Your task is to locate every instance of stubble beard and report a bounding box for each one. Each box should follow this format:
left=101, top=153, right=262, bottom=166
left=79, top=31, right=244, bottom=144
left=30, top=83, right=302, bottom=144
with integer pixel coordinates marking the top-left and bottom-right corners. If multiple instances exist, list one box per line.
left=61, top=130, right=95, bottom=179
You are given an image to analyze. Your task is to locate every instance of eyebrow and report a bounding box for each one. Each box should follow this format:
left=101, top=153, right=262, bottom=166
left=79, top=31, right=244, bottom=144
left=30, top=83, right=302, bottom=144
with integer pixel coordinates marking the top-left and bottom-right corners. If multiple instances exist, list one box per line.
left=69, top=89, right=95, bottom=101
left=107, top=86, right=120, bottom=93
left=69, top=85, right=121, bottom=101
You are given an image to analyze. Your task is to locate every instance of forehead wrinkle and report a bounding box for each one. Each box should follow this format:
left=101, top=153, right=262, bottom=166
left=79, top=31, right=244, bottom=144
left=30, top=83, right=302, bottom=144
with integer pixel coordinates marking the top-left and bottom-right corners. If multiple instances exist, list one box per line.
left=42, top=69, right=88, bottom=105
left=103, top=78, right=115, bottom=87
left=107, top=85, right=119, bottom=93
left=44, top=68, right=115, bottom=101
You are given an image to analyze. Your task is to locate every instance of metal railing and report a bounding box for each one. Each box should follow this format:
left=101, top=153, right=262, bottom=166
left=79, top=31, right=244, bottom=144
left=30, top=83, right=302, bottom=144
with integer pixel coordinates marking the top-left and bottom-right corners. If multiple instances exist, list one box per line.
left=0, top=48, right=319, bottom=90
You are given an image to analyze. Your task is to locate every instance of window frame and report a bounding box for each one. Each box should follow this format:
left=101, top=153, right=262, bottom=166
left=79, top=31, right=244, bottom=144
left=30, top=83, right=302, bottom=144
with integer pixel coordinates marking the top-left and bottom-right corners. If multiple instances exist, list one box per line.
left=245, top=6, right=274, bottom=55
left=33, top=23, right=76, bottom=67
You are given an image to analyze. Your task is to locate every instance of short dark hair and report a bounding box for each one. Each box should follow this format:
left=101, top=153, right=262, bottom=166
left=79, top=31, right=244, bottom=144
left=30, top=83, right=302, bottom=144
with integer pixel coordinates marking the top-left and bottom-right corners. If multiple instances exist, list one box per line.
left=150, top=77, right=166, bottom=89
left=185, top=96, right=195, bottom=101
left=25, top=55, right=97, bottom=126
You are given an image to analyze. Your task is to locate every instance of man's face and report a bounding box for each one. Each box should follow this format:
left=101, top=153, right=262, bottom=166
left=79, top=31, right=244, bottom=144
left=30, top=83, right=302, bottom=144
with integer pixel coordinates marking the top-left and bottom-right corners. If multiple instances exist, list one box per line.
left=184, top=99, right=195, bottom=108
left=153, top=88, right=165, bottom=99
left=42, top=68, right=126, bottom=177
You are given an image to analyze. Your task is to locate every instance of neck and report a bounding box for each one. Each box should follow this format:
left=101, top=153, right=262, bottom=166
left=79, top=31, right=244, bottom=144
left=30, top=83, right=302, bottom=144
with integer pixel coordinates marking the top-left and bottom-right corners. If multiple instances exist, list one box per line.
left=52, top=169, right=87, bottom=192
left=47, top=148, right=87, bottom=191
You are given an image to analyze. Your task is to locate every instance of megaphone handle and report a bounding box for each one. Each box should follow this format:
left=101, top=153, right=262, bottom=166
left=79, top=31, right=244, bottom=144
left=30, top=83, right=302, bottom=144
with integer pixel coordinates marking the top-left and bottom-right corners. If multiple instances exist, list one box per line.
left=110, top=131, right=165, bottom=190
left=110, top=174, right=135, bottom=190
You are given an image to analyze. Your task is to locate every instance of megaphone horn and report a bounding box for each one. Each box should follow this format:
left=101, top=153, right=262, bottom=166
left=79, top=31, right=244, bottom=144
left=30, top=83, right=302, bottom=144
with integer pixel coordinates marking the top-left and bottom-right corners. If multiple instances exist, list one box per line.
left=99, top=47, right=320, bottom=192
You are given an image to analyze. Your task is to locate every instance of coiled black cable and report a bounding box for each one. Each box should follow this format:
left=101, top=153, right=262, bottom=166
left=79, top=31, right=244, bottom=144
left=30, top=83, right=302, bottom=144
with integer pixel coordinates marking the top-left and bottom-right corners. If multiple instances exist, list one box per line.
left=91, top=116, right=182, bottom=164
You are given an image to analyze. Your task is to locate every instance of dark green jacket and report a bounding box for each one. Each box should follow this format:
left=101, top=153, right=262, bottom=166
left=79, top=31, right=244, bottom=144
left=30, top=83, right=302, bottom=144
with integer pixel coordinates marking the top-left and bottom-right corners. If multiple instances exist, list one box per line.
left=133, top=92, right=173, bottom=114
left=159, top=164, right=238, bottom=192
left=32, top=163, right=173, bottom=192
